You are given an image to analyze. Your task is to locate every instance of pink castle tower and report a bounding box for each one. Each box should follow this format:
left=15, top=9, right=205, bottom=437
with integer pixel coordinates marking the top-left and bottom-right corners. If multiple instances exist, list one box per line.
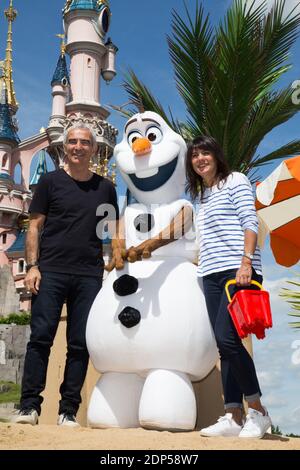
left=0, top=1, right=30, bottom=315
left=47, top=0, right=118, bottom=167
left=0, top=0, right=118, bottom=315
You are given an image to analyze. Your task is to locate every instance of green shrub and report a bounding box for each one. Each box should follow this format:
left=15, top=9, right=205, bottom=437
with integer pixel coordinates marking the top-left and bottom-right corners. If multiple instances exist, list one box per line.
left=0, top=381, right=21, bottom=404
left=0, top=312, right=31, bottom=325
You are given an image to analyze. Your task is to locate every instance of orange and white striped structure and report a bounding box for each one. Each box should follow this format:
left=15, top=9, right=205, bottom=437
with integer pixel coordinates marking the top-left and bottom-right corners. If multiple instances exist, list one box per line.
left=256, top=155, right=300, bottom=267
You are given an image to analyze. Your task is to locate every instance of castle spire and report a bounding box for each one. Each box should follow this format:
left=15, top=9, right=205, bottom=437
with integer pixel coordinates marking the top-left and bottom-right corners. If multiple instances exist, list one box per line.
left=51, top=36, right=70, bottom=87
left=4, top=0, right=18, bottom=112
left=30, top=150, right=48, bottom=187
left=0, top=61, right=19, bottom=144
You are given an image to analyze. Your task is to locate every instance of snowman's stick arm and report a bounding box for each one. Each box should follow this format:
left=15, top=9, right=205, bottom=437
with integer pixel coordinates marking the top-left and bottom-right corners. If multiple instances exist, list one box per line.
left=127, top=205, right=193, bottom=262
left=105, top=218, right=127, bottom=271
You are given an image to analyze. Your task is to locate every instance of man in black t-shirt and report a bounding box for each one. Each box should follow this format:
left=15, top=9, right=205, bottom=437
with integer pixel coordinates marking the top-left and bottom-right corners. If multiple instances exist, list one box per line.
left=13, top=124, right=119, bottom=427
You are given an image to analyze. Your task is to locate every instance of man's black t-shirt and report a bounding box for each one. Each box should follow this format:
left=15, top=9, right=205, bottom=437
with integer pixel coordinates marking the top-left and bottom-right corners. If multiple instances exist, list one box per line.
left=29, top=169, right=119, bottom=277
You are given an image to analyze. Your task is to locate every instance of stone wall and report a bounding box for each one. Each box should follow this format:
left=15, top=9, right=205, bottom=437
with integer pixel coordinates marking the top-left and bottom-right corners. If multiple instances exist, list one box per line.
left=0, top=324, right=30, bottom=384
left=0, top=265, right=20, bottom=317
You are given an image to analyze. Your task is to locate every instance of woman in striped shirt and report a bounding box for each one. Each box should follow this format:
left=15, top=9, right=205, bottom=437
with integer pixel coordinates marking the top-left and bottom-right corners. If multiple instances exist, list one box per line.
left=185, top=135, right=272, bottom=439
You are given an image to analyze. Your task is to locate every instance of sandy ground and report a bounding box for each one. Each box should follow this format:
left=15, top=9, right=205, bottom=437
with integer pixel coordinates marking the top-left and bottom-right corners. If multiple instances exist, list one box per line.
left=0, top=423, right=299, bottom=450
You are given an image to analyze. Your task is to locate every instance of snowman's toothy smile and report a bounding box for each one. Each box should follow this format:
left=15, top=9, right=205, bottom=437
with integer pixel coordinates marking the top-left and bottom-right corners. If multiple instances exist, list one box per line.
left=135, top=168, right=158, bottom=178
left=128, top=156, right=178, bottom=191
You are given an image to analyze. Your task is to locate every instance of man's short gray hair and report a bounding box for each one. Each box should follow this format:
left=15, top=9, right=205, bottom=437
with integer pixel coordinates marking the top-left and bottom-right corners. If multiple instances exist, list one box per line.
left=63, top=123, right=98, bottom=150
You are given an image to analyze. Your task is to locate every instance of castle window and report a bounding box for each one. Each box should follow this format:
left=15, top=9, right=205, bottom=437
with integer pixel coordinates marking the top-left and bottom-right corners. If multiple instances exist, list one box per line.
left=2, top=154, right=8, bottom=170
left=18, top=259, right=25, bottom=274
left=2, top=233, right=7, bottom=244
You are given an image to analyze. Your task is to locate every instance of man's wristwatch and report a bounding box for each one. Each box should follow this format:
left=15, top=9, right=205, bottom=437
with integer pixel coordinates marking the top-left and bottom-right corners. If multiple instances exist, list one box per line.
left=243, top=252, right=254, bottom=261
left=26, top=262, right=39, bottom=272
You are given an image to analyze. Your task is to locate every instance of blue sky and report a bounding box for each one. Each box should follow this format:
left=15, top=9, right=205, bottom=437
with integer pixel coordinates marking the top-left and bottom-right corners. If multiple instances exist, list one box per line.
left=1, top=0, right=300, bottom=434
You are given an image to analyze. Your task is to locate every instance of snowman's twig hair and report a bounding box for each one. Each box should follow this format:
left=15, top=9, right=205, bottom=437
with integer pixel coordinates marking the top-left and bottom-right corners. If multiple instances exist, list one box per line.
left=137, top=93, right=145, bottom=113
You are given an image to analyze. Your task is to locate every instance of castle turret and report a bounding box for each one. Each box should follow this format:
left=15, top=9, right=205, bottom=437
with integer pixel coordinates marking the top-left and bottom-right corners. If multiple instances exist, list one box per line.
left=63, top=0, right=117, bottom=115
left=0, top=78, right=19, bottom=186
left=3, top=0, right=18, bottom=113
left=0, top=1, right=30, bottom=314
left=47, top=0, right=118, bottom=169
left=102, top=37, right=118, bottom=83
left=0, top=1, right=19, bottom=186
left=48, top=41, right=71, bottom=142
left=29, top=149, right=48, bottom=190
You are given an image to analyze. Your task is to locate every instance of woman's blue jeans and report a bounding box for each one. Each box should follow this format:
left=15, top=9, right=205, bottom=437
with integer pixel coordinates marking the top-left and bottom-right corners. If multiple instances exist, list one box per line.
left=202, top=268, right=262, bottom=409
left=20, top=271, right=102, bottom=416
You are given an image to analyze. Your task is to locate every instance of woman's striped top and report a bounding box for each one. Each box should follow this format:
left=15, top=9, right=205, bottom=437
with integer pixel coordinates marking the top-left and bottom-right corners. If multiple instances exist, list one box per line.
left=195, top=172, right=262, bottom=277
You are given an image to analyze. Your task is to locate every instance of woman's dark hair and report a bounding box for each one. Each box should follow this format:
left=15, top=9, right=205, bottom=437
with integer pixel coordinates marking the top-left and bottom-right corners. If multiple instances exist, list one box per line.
left=185, top=135, right=230, bottom=201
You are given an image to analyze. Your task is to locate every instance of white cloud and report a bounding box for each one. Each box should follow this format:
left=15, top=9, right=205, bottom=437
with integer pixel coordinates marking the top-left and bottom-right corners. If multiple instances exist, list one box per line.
left=252, top=273, right=300, bottom=433
left=292, top=406, right=300, bottom=419
left=261, top=263, right=294, bottom=280
left=263, top=393, right=288, bottom=407
left=263, top=276, right=299, bottom=296
left=256, top=370, right=282, bottom=387
left=273, top=405, right=300, bottom=430
left=244, top=0, right=300, bottom=16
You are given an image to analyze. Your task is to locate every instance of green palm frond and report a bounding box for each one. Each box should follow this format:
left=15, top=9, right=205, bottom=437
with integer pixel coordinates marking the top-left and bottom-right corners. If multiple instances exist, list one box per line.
left=122, top=70, right=182, bottom=133
left=167, top=2, right=215, bottom=135
left=280, top=276, right=300, bottom=329
left=120, top=0, right=300, bottom=173
left=240, top=88, right=300, bottom=170
left=254, top=140, right=300, bottom=167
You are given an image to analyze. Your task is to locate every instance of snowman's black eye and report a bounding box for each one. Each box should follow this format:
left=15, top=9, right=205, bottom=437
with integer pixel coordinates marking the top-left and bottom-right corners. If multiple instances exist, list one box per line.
left=146, top=126, right=162, bottom=144
left=127, top=131, right=142, bottom=146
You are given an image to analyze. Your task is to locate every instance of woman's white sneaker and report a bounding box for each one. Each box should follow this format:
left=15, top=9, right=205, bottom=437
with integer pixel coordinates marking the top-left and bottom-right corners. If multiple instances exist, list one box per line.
left=200, top=413, right=242, bottom=437
left=239, top=407, right=272, bottom=438
left=57, top=413, right=80, bottom=427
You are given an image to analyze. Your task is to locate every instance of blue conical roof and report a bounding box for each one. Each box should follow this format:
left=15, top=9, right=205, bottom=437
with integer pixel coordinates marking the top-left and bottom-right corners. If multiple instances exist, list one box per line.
left=0, top=75, right=19, bottom=144
left=63, top=1, right=105, bottom=13
left=0, top=103, right=20, bottom=144
left=6, top=230, right=26, bottom=254
left=30, top=150, right=48, bottom=186
left=51, top=54, right=70, bottom=87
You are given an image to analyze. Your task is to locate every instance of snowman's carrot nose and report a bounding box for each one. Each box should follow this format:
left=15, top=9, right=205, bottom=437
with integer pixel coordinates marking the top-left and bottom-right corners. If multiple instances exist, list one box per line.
left=132, top=137, right=152, bottom=156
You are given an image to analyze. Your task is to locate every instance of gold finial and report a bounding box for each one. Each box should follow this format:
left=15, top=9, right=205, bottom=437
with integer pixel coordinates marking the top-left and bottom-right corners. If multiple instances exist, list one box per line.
left=90, top=146, right=113, bottom=179
left=111, top=162, right=117, bottom=185
left=56, top=34, right=66, bottom=56
left=103, top=145, right=109, bottom=177
left=98, top=0, right=110, bottom=7
left=18, top=216, right=29, bottom=230
left=63, top=0, right=73, bottom=14
left=0, top=61, right=5, bottom=76
left=4, top=0, right=18, bottom=110
left=4, top=1, right=17, bottom=22
left=96, top=154, right=102, bottom=176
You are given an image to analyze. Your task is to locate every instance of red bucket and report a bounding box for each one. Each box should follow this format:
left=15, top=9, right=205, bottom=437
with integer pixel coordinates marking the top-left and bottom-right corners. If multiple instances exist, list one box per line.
left=225, top=280, right=272, bottom=340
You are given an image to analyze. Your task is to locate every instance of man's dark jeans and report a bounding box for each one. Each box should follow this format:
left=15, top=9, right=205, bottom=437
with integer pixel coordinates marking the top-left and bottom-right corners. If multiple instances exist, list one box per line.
left=202, top=268, right=263, bottom=408
left=20, top=272, right=102, bottom=416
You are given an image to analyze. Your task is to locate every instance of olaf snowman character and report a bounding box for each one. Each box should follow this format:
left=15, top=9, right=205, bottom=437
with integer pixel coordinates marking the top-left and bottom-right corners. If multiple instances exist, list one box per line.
left=86, top=111, right=218, bottom=430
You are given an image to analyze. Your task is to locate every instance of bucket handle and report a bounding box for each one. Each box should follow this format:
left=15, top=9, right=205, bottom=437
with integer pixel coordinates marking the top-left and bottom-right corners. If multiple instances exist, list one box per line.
left=225, top=279, right=264, bottom=303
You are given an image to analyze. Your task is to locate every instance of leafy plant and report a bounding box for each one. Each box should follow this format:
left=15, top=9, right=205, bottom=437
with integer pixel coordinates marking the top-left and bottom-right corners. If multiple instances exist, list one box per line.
left=121, top=0, right=300, bottom=176
left=272, top=424, right=300, bottom=437
left=0, top=381, right=21, bottom=404
left=280, top=275, right=300, bottom=328
left=0, top=313, right=31, bottom=325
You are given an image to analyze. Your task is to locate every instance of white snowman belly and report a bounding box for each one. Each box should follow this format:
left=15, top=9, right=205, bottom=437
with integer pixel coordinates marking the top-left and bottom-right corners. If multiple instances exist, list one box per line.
left=124, top=200, right=198, bottom=262
left=86, top=257, right=217, bottom=381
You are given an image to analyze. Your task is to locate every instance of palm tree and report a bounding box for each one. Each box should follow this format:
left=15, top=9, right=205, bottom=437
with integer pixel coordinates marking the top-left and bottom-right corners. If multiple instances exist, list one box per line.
left=119, top=0, right=300, bottom=175
left=280, top=276, right=300, bottom=328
